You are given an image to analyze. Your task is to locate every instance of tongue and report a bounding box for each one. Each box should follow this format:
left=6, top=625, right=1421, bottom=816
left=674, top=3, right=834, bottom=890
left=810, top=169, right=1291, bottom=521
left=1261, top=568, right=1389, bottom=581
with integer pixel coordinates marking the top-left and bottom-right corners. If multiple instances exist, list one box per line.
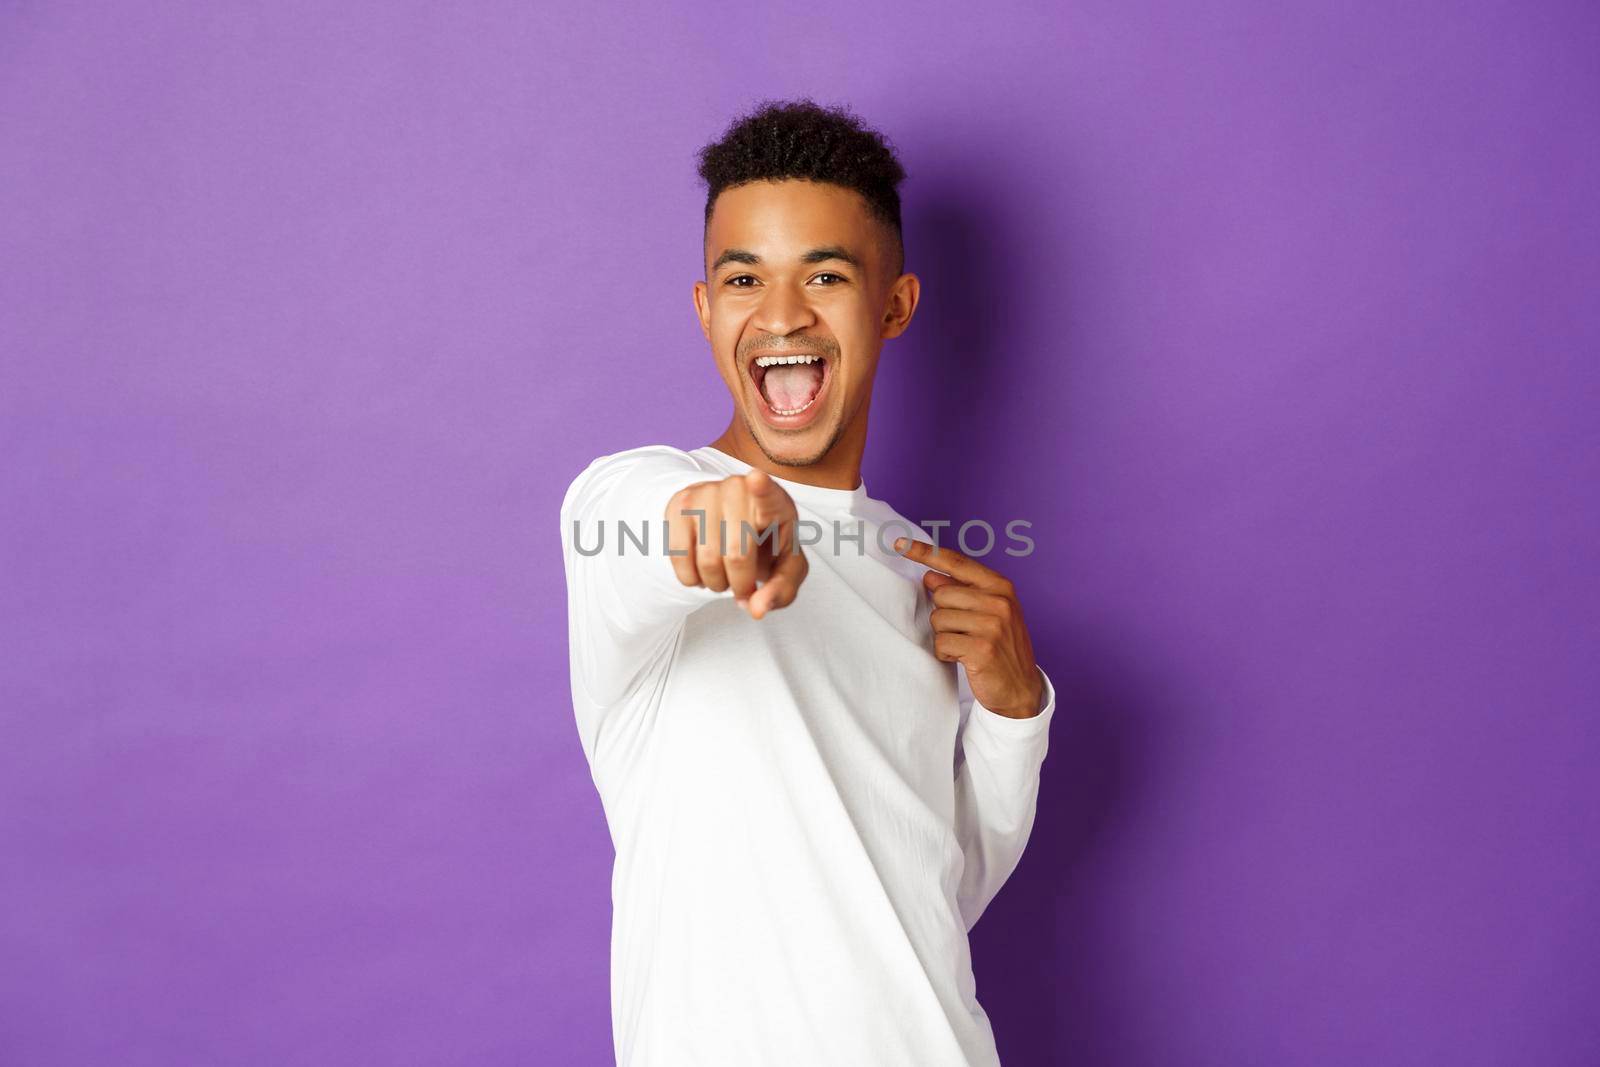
left=763, top=363, right=823, bottom=411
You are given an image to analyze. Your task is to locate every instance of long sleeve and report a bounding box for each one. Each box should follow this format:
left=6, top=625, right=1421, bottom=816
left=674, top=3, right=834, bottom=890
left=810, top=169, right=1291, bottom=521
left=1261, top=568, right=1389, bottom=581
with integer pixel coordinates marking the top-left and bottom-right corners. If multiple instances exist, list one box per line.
left=560, top=446, right=728, bottom=713
left=952, top=662, right=1057, bottom=931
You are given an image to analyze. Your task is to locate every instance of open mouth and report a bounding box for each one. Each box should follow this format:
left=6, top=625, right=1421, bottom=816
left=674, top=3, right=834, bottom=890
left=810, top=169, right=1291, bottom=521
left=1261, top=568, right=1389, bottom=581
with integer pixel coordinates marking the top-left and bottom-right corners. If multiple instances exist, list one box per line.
left=748, top=351, right=832, bottom=424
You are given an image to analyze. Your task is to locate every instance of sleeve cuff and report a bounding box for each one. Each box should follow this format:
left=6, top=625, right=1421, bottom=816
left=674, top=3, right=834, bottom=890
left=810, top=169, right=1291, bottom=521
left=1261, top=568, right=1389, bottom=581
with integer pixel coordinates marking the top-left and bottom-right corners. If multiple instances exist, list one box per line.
left=968, top=665, right=1056, bottom=737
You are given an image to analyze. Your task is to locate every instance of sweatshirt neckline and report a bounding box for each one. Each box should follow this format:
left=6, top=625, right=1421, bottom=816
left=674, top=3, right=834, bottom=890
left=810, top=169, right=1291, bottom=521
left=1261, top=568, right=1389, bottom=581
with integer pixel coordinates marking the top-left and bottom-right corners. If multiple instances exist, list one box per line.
left=699, top=445, right=869, bottom=512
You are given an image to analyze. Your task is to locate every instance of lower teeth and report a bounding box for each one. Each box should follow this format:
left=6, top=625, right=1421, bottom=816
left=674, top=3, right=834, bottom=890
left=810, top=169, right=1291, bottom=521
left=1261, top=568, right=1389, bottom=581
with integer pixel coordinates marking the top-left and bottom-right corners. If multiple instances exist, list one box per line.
left=771, top=395, right=816, bottom=416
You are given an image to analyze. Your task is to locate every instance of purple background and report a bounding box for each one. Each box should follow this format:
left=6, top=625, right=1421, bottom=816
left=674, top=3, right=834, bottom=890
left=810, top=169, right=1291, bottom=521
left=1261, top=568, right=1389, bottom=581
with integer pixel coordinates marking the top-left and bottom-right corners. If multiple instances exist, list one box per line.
left=3, top=2, right=1596, bottom=1064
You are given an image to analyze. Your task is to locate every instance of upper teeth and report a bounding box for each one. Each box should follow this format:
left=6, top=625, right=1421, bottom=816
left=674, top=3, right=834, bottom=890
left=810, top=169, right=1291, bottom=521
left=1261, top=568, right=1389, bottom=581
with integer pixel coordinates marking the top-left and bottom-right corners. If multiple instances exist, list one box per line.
left=755, top=354, right=821, bottom=367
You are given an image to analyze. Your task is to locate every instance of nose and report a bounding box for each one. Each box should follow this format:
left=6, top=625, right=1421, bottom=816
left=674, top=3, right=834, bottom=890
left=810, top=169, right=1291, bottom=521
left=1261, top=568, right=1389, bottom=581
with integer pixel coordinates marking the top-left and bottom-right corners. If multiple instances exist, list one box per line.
left=753, top=278, right=818, bottom=336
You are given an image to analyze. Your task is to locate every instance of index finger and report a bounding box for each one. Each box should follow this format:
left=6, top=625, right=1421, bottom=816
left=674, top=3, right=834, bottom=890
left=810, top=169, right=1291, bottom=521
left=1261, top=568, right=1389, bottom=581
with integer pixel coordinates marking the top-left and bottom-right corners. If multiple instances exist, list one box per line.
left=892, top=537, right=1012, bottom=594
left=749, top=543, right=808, bottom=619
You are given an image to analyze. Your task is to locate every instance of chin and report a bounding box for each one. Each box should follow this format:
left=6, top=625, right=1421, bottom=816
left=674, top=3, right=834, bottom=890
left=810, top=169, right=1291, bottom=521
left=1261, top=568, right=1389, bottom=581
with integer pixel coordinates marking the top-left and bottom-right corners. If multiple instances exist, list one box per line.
left=747, top=414, right=835, bottom=467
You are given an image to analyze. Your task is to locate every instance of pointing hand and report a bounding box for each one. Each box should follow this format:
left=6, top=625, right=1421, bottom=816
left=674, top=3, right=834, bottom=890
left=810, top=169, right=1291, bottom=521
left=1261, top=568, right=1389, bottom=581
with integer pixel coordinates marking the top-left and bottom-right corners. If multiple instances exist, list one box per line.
left=665, top=470, right=809, bottom=619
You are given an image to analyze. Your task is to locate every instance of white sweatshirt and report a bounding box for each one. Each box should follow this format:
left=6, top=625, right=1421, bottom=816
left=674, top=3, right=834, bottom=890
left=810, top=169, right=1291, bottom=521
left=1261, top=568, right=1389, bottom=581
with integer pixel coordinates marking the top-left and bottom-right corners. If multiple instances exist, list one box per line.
left=559, top=443, right=1057, bottom=1067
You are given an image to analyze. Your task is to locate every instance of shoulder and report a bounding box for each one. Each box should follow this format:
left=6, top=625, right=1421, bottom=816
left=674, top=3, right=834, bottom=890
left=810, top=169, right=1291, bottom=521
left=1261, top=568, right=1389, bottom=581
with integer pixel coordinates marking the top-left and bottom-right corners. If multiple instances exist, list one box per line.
left=559, top=444, right=726, bottom=518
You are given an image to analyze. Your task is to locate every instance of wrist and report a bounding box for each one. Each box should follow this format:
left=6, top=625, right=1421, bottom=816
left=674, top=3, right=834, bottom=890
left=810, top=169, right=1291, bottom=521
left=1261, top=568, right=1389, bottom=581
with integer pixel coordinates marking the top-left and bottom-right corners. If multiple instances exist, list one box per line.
left=988, top=682, right=1044, bottom=719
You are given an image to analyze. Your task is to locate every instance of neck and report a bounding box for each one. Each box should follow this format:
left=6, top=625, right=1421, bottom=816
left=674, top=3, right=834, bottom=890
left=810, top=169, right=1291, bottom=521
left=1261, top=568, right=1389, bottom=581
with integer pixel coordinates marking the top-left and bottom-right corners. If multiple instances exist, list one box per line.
left=710, top=402, right=870, bottom=491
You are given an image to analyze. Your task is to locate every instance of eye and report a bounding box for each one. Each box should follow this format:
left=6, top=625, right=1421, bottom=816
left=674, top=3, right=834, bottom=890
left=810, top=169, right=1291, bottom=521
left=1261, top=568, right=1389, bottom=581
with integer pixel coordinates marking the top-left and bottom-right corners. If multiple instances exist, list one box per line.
left=725, top=275, right=757, bottom=288
left=812, top=272, right=846, bottom=285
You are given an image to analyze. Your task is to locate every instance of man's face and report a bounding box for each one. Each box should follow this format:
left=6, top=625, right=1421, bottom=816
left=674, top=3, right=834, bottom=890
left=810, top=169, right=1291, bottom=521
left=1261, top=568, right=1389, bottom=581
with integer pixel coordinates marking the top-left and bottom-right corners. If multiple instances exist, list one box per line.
left=694, top=179, right=915, bottom=467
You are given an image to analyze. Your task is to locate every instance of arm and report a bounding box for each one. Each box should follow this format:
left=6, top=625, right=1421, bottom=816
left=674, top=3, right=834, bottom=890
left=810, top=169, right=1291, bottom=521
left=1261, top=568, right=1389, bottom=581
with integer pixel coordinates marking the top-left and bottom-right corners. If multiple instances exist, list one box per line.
left=953, top=662, right=1057, bottom=931
left=559, top=447, right=726, bottom=706
left=889, top=535, right=1056, bottom=931
left=560, top=446, right=809, bottom=709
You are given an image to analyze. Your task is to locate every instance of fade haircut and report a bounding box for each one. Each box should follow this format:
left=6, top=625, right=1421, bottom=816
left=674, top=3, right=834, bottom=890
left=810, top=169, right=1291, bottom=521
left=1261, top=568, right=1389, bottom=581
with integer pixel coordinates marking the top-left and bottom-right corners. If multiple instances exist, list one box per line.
left=695, top=98, right=908, bottom=277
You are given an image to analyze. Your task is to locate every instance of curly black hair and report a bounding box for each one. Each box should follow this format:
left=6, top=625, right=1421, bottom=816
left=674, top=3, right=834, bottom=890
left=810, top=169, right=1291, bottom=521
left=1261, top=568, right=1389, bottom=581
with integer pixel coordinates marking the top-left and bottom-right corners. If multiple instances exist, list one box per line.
left=696, top=98, right=907, bottom=275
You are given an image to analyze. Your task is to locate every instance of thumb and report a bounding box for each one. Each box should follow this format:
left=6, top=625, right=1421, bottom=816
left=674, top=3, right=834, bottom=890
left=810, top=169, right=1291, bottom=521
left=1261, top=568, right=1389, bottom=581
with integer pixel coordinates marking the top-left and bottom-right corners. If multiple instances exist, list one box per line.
left=744, top=468, right=778, bottom=496
left=744, top=467, right=795, bottom=550
left=744, top=468, right=790, bottom=520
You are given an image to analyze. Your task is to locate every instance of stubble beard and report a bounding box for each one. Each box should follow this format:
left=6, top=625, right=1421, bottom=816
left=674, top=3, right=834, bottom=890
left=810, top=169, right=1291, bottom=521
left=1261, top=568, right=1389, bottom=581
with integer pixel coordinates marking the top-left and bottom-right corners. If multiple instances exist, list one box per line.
left=740, top=404, right=845, bottom=469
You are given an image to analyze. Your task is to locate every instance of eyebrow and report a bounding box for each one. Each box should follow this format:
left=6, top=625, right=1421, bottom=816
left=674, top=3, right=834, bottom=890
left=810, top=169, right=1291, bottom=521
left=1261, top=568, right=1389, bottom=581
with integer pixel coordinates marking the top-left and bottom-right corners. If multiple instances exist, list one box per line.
left=710, top=245, right=862, bottom=274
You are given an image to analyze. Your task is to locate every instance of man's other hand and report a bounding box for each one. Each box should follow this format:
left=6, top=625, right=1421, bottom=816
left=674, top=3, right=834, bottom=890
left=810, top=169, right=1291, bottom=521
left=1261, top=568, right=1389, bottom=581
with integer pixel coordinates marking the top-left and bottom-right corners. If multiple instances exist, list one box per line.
left=894, top=537, right=1044, bottom=719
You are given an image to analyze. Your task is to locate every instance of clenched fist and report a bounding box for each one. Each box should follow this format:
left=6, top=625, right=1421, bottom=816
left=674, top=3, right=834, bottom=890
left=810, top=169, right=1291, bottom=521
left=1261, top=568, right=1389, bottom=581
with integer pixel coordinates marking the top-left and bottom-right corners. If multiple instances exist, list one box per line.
left=664, top=469, right=809, bottom=619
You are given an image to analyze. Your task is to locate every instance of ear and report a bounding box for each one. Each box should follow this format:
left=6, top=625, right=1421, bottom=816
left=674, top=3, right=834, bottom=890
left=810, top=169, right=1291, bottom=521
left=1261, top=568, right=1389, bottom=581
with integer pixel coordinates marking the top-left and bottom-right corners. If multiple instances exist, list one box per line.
left=692, top=280, right=712, bottom=340
left=880, top=271, right=920, bottom=340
